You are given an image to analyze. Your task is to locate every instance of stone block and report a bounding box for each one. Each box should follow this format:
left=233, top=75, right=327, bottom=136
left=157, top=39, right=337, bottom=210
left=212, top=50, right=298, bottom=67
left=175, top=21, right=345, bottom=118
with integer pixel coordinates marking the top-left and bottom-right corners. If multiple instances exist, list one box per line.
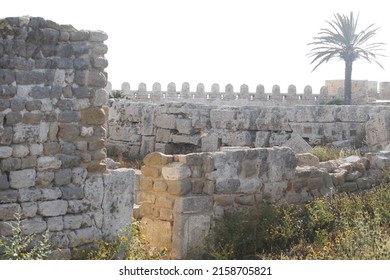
left=9, top=169, right=36, bottom=189
left=60, top=186, right=84, bottom=200
left=366, top=110, right=390, bottom=152
left=58, top=124, right=79, bottom=141
left=40, top=187, right=62, bottom=200
left=0, top=190, right=18, bottom=203
left=12, top=144, right=29, bottom=157
left=176, top=118, right=194, bottom=135
left=0, top=204, right=22, bottom=221
left=215, top=178, right=240, bottom=194
left=171, top=134, right=200, bottom=146
left=37, top=156, right=62, bottom=171
left=139, top=192, right=156, bottom=204
left=68, top=227, right=102, bottom=247
left=140, top=217, right=171, bottom=248
left=174, top=196, right=213, bottom=214
left=67, top=200, right=90, bottom=214
left=162, top=162, right=191, bottom=180
left=47, top=216, right=64, bottom=231
left=284, top=132, right=312, bottom=154
left=0, top=175, right=10, bottom=190
left=167, top=178, right=192, bottom=195
left=63, top=215, right=83, bottom=230
left=222, top=131, right=252, bottom=147
left=81, top=107, right=106, bottom=125
left=201, top=133, right=220, bottom=152
left=155, top=114, right=176, bottom=129
left=0, top=146, right=13, bottom=158
left=156, top=129, right=171, bottom=143
left=140, top=136, right=155, bottom=156
left=54, top=169, right=72, bottom=185
left=296, top=153, right=320, bottom=167
left=144, top=152, right=174, bottom=166
left=153, top=180, right=167, bottom=192
left=21, top=217, right=47, bottom=235
left=36, top=171, right=55, bottom=187
left=18, top=188, right=42, bottom=202
left=141, top=165, right=160, bottom=178
left=21, top=202, right=38, bottom=218
left=38, top=200, right=68, bottom=217
left=234, top=194, right=255, bottom=206
left=102, top=168, right=134, bottom=238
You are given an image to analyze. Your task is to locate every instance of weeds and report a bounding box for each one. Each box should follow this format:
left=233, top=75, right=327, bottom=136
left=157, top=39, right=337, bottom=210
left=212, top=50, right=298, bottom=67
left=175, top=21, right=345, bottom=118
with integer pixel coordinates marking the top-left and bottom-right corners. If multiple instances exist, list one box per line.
left=0, top=213, right=50, bottom=260
left=204, top=182, right=390, bottom=260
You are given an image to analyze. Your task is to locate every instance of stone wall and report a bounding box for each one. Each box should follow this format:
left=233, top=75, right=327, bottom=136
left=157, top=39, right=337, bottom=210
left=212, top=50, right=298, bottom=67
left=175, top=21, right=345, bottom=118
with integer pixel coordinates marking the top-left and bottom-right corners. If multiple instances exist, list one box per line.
left=0, top=16, right=133, bottom=259
left=137, top=149, right=390, bottom=259
left=107, top=101, right=389, bottom=158
left=105, top=79, right=390, bottom=106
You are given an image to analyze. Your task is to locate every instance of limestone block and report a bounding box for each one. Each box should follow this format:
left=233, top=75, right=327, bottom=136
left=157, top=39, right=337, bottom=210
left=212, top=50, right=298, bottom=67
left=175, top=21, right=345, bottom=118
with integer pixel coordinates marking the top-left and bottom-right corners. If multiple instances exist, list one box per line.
left=93, top=88, right=109, bottom=106
left=21, top=217, right=47, bottom=235
left=140, top=136, right=155, bottom=156
left=156, top=129, right=171, bottom=143
left=67, top=200, right=90, bottom=214
left=284, top=132, right=312, bottom=154
left=172, top=214, right=211, bottom=259
left=41, top=187, right=62, bottom=200
left=369, top=151, right=390, bottom=170
left=13, top=124, right=40, bottom=143
left=54, top=169, right=72, bottom=186
left=139, top=176, right=153, bottom=191
left=296, top=153, right=320, bottom=167
left=139, top=192, right=156, bottom=204
left=210, top=109, right=238, bottom=130
left=68, top=227, right=102, bottom=247
left=174, top=196, right=213, bottom=214
left=140, top=217, right=171, bottom=249
left=167, top=179, right=192, bottom=196
left=201, top=133, right=220, bottom=152
left=37, top=156, right=62, bottom=171
left=21, top=202, right=38, bottom=218
left=12, top=144, right=29, bottom=157
left=215, top=178, right=240, bottom=194
left=155, top=114, right=176, bottom=129
left=9, top=169, right=36, bottom=189
left=141, top=105, right=155, bottom=136
left=171, top=134, right=200, bottom=146
left=235, top=194, right=255, bottom=206
left=214, top=194, right=234, bottom=206
left=141, top=165, right=160, bottom=178
left=0, top=146, right=13, bottom=158
left=47, top=216, right=64, bottom=231
left=18, top=188, right=42, bottom=202
left=255, top=131, right=271, bottom=147
left=0, top=203, right=21, bottom=221
left=0, top=190, right=18, bottom=203
left=153, top=180, right=167, bottom=192
left=102, top=168, right=134, bottom=238
left=156, top=194, right=176, bottom=209
left=36, top=171, right=55, bottom=187
left=162, top=162, right=191, bottom=180
left=222, top=131, right=252, bottom=147
left=366, top=110, right=390, bottom=152
left=81, top=107, right=106, bottom=125
left=72, top=167, right=88, bottom=185
left=63, top=215, right=83, bottom=230
left=155, top=143, right=174, bottom=155
left=38, top=200, right=68, bottom=217
left=176, top=118, right=194, bottom=135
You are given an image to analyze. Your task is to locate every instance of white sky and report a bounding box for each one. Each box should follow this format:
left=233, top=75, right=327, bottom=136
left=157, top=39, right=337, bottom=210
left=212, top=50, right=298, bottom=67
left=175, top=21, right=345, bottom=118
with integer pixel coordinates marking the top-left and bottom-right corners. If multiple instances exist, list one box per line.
left=2, top=0, right=390, bottom=93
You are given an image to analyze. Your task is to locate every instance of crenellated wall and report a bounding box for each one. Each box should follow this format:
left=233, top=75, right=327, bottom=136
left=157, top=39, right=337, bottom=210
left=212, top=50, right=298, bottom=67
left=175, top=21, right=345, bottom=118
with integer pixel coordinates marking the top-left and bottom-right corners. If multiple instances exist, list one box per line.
left=105, top=79, right=390, bottom=106
left=0, top=16, right=133, bottom=259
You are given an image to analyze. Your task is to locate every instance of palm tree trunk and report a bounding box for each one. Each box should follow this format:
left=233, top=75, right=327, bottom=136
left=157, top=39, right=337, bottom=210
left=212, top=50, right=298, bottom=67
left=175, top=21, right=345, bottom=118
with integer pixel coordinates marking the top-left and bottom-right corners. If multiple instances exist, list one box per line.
left=344, top=60, right=353, bottom=105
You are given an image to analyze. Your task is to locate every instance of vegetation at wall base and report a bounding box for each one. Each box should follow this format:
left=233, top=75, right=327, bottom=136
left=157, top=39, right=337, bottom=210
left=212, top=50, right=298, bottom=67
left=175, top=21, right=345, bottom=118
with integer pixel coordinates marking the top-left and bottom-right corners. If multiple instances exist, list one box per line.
left=73, top=218, right=166, bottom=260
left=0, top=213, right=50, bottom=260
left=203, top=181, right=390, bottom=260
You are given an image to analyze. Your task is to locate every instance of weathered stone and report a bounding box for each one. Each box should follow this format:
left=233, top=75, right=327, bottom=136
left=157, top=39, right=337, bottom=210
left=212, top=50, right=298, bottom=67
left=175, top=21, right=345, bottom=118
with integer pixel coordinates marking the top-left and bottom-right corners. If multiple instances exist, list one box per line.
left=144, top=152, right=173, bottom=166
left=296, top=153, right=320, bottom=167
left=81, top=107, right=106, bottom=125
left=47, top=216, right=64, bottom=231
left=20, top=202, right=38, bottom=218
left=38, top=200, right=68, bottom=216
left=40, top=187, right=62, bottom=200
left=37, top=156, right=62, bottom=171
left=54, top=169, right=72, bottom=185
left=0, top=189, right=18, bottom=203
left=58, top=123, right=79, bottom=141
left=162, top=162, right=191, bottom=180
left=21, top=216, right=47, bottom=234
left=174, top=196, right=213, bottom=214
left=68, top=227, right=102, bottom=247
left=0, top=146, right=13, bottom=158
left=140, top=217, right=171, bottom=248
left=167, top=179, right=192, bottom=196
left=215, top=178, right=240, bottom=194
left=83, top=176, right=104, bottom=208
left=141, top=166, right=160, bottom=178
left=63, top=215, right=83, bottom=230
left=0, top=204, right=22, bottom=221
left=60, top=186, right=84, bottom=200
left=12, top=144, right=29, bottom=157
left=9, top=169, right=36, bottom=189
left=18, top=187, right=42, bottom=202
left=102, top=168, right=134, bottom=237
left=67, top=200, right=90, bottom=214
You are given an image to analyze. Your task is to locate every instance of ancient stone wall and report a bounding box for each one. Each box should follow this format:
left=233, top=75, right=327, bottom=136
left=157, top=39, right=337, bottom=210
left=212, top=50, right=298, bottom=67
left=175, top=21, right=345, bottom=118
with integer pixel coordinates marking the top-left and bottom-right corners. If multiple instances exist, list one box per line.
left=137, top=149, right=390, bottom=259
left=107, top=101, right=389, bottom=158
left=0, top=16, right=133, bottom=259
left=105, top=79, right=390, bottom=106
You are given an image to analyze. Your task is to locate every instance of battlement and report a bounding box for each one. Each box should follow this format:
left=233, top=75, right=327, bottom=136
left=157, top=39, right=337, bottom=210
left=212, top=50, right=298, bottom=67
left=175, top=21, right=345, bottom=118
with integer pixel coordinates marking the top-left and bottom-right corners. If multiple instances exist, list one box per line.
left=106, top=80, right=390, bottom=105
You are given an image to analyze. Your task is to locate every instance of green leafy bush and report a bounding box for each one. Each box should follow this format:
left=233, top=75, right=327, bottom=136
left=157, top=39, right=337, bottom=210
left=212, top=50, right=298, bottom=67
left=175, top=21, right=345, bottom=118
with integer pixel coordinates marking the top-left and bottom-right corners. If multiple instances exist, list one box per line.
left=0, top=213, right=50, bottom=260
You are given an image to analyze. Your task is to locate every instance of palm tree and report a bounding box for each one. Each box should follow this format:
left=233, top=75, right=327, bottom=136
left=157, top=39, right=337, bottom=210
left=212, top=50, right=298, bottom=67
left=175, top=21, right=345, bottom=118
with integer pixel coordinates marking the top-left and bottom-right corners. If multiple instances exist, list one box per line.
left=308, top=12, right=385, bottom=105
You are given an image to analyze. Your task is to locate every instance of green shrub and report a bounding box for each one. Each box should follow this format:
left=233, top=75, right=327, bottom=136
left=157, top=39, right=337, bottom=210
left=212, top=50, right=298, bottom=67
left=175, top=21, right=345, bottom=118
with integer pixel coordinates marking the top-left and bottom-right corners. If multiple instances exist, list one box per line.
left=109, top=90, right=125, bottom=99
left=321, top=98, right=345, bottom=105
left=81, top=218, right=166, bottom=260
left=0, top=213, right=50, bottom=260
left=203, top=182, right=390, bottom=260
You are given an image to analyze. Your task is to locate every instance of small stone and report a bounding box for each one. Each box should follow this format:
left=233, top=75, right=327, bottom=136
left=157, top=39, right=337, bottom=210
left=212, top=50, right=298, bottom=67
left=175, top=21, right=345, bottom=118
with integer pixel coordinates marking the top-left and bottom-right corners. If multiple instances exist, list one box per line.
left=0, top=146, right=13, bottom=158
left=38, top=200, right=68, bottom=217
left=9, top=169, right=36, bottom=189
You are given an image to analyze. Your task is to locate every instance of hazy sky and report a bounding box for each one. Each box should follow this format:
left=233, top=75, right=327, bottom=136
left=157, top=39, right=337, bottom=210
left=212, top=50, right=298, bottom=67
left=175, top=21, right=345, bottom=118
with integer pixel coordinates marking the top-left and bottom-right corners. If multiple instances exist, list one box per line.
left=2, top=0, right=390, bottom=93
